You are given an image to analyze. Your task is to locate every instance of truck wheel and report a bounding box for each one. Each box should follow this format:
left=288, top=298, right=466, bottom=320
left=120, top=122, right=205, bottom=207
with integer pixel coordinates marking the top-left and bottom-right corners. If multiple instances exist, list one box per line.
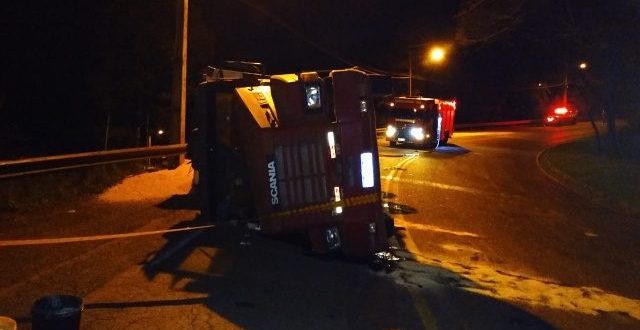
left=389, top=141, right=397, bottom=147
left=383, top=212, right=395, bottom=238
left=441, top=132, right=450, bottom=145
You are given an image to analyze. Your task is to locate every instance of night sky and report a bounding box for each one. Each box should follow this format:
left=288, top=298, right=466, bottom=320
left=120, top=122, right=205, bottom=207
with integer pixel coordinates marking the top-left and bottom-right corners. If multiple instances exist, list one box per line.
left=1, top=1, right=638, bottom=158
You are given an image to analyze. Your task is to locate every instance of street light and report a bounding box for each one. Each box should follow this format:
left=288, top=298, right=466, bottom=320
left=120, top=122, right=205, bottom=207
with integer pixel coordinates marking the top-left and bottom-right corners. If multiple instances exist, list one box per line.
left=579, top=61, right=588, bottom=70
left=408, top=44, right=448, bottom=96
left=429, top=47, right=446, bottom=64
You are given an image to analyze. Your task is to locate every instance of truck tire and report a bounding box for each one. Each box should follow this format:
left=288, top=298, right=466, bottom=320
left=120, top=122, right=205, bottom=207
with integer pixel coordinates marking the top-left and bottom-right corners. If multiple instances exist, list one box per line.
left=441, top=131, right=450, bottom=145
left=389, top=141, right=397, bottom=147
left=382, top=212, right=395, bottom=238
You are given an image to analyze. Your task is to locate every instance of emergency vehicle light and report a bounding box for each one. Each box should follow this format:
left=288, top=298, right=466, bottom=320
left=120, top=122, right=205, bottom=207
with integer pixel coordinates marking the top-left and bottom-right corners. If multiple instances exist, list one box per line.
left=360, top=152, right=375, bottom=188
left=554, top=107, right=568, bottom=115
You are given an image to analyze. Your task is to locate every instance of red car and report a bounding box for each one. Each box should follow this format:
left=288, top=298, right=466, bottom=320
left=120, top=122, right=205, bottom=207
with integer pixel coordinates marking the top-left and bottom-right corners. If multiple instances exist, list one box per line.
left=545, top=105, right=578, bottom=126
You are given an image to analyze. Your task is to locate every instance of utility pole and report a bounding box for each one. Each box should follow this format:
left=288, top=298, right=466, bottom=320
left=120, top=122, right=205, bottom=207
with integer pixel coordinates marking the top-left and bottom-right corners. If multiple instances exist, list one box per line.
left=103, top=111, right=111, bottom=150
left=563, top=74, right=568, bottom=106
left=171, top=0, right=188, bottom=166
left=408, top=49, right=413, bottom=96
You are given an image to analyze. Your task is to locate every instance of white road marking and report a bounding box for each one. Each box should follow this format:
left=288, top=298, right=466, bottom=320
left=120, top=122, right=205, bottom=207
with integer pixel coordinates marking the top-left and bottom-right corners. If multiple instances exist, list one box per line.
left=381, top=153, right=439, bottom=329
left=381, top=175, right=484, bottom=195
left=396, top=219, right=480, bottom=238
left=0, top=224, right=216, bottom=247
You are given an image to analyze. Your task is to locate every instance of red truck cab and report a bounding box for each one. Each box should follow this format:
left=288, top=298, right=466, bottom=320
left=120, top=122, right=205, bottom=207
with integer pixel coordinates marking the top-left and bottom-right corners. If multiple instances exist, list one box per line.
left=192, top=68, right=389, bottom=259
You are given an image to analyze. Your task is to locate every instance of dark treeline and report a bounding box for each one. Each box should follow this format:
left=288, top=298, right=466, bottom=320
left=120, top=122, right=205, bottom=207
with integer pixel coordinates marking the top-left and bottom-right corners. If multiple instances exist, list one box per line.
left=1, top=0, right=458, bottom=159
left=1, top=1, right=181, bottom=159
left=455, top=0, right=640, bottom=129
left=3, top=1, right=637, bottom=160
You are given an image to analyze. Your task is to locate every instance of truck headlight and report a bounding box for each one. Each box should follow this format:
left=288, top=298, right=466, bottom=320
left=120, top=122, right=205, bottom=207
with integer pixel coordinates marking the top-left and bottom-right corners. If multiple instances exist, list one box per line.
left=305, top=85, right=321, bottom=109
left=325, top=227, right=341, bottom=250
left=385, top=125, right=397, bottom=138
left=410, top=127, right=425, bottom=140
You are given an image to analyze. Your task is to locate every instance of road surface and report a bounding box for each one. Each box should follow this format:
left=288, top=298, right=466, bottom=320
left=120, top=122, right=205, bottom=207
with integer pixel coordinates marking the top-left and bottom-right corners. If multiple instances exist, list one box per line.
left=378, top=122, right=640, bottom=329
left=1, top=122, right=638, bottom=329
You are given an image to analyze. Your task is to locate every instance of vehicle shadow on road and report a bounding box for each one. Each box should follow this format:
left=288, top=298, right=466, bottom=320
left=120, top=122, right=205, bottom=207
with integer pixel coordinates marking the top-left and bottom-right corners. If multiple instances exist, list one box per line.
left=387, top=228, right=557, bottom=329
left=130, top=217, right=436, bottom=328
left=389, top=143, right=471, bottom=158
left=423, top=144, right=471, bottom=158
left=377, top=196, right=556, bottom=328
left=129, top=215, right=557, bottom=329
left=155, top=190, right=199, bottom=210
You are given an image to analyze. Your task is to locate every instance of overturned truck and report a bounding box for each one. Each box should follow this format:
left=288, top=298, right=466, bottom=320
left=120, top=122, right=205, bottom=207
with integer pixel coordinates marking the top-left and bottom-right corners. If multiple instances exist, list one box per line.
left=190, top=67, right=390, bottom=259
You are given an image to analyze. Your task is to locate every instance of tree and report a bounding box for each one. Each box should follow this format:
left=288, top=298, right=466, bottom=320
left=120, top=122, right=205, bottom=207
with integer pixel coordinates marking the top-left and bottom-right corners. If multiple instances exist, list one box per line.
left=456, top=0, right=640, bottom=153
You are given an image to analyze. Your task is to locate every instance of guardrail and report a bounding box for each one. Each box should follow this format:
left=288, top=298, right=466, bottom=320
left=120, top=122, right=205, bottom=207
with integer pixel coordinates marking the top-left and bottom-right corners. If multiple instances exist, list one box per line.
left=0, top=144, right=187, bottom=179
left=454, top=119, right=538, bottom=129
left=375, top=119, right=540, bottom=135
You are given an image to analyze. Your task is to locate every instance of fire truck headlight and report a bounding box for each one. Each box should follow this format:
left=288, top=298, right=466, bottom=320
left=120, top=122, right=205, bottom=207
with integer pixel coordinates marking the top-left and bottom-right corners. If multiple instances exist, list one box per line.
left=360, top=152, right=375, bottom=188
left=385, top=125, right=397, bottom=138
left=410, top=127, right=425, bottom=141
left=325, top=227, right=341, bottom=250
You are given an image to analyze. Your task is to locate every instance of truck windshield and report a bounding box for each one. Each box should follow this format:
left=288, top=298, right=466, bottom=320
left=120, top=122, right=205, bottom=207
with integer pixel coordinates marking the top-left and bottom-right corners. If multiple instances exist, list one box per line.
left=388, top=108, right=426, bottom=120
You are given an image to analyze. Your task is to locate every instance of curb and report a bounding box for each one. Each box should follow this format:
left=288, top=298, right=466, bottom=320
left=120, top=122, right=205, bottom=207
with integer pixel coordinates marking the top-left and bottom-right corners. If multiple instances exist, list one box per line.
left=536, top=142, right=639, bottom=218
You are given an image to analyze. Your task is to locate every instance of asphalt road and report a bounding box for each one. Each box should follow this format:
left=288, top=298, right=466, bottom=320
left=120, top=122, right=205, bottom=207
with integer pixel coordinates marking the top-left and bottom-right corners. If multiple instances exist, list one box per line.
left=378, top=122, right=640, bottom=329
left=1, top=122, right=639, bottom=330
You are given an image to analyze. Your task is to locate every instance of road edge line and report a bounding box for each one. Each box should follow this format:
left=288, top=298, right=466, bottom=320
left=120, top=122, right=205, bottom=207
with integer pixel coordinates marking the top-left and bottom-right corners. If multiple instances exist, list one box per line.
left=383, top=154, right=439, bottom=329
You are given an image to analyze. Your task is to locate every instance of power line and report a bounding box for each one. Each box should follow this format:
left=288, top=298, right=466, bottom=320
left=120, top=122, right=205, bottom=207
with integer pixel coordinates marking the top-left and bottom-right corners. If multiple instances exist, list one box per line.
left=236, top=0, right=408, bottom=77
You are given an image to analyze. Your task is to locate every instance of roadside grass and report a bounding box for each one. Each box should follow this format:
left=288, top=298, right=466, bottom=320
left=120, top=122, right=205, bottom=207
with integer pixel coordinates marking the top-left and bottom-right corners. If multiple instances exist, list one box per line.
left=541, top=131, right=640, bottom=216
left=0, top=162, right=147, bottom=212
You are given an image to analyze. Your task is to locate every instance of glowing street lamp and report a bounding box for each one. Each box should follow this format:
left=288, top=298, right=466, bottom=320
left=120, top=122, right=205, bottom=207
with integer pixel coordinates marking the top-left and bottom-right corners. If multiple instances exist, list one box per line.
left=579, top=61, right=588, bottom=70
left=409, top=44, right=448, bottom=96
left=429, top=46, right=446, bottom=64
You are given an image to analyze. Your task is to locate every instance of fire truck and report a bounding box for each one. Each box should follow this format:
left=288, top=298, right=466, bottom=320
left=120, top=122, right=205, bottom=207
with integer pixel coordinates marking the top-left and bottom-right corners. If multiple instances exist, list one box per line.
left=191, top=66, right=390, bottom=259
left=383, top=96, right=456, bottom=148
